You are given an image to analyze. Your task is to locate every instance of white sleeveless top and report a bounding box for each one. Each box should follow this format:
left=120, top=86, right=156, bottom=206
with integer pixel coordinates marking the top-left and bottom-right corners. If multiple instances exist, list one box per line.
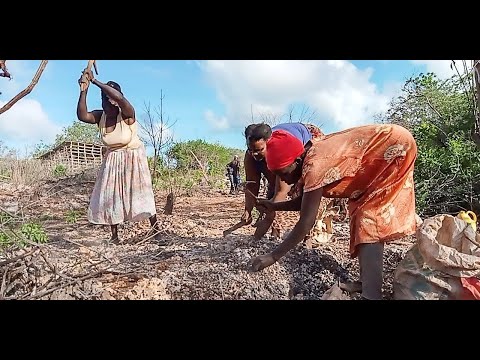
left=98, top=111, right=142, bottom=150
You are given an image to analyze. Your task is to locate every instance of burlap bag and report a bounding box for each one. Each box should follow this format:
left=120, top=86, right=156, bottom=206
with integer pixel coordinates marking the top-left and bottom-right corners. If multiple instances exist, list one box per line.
left=393, top=214, right=480, bottom=300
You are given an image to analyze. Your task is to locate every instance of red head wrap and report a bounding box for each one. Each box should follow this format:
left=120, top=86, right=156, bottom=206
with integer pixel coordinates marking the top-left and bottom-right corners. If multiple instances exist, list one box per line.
left=266, top=130, right=305, bottom=171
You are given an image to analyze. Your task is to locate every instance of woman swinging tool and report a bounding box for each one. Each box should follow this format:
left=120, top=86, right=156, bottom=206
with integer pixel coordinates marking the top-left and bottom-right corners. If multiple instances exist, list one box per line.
left=76, top=65, right=163, bottom=244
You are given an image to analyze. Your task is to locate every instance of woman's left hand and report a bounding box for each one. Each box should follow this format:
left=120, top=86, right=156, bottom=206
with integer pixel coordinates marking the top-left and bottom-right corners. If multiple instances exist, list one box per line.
left=256, top=198, right=276, bottom=213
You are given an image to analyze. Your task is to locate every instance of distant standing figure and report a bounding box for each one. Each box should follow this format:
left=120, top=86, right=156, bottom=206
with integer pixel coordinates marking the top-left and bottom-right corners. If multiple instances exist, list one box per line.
left=76, top=68, right=162, bottom=244
left=260, top=173, right=268, bottom=196
left=226, top=155, right=241, bottom=195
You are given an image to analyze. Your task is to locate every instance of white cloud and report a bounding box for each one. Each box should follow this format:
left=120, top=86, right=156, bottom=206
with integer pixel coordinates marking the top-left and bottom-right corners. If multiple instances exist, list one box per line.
left=410, top=60, right=469, bottom=78
left=0, top=98, right=61, bottom=147
left=382, top=81, right=405, bottom=100
left=197, top=60, right=392, bottom=131
left=205, top=109, right=228, bottom=130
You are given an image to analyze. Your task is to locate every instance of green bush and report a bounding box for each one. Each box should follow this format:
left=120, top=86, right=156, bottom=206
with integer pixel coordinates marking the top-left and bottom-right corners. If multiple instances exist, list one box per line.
left=53, top=164, right=67, bottom=177
left=167, top=139, right=244, bottom=177
left=65, top=210, right=81, bottom=224
left=379, top=72, right=480, bottom=216
left=20, top=222, right=48, bottom=244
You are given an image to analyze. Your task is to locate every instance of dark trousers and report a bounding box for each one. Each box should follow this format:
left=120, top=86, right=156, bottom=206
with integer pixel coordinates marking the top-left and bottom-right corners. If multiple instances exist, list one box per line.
left=228, top=174, right=240, bottom=193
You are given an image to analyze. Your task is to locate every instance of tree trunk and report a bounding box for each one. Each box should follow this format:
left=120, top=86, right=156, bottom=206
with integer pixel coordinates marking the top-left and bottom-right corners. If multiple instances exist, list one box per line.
left=164, top=192, right=174, bottom=215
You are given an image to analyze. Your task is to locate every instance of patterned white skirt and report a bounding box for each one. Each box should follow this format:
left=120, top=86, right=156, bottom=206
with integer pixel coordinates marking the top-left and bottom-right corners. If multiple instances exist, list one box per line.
left=87, top=144, right=157, bottom=225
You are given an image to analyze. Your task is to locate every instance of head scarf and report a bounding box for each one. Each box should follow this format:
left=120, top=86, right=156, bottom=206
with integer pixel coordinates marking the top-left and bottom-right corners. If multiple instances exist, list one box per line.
left=266, top=130, right=305, bottom=171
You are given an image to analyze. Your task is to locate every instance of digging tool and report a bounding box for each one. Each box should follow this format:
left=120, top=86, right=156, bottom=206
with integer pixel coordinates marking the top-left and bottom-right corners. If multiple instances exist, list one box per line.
left=241, top=181, right=272, bottom=229
left=238, top=181, right=257, bottom=195
left=80, top=60, right=99, bottom=92
left=222, top=181, right=258, bottom=237
left=241, top=181, right=265, bottom=202
left=223, top=219, right=250, bottom=237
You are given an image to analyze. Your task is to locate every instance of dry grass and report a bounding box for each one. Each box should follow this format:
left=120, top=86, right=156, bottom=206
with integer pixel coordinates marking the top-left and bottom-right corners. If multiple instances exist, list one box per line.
left=0, top=158, right=59, bottom=186
left=0, top=156, right=104, bottom=187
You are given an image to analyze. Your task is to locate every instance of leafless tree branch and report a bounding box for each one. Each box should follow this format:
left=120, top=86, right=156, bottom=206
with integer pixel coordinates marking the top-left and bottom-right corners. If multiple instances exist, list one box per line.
left=0, top=60, right=48, bottom=116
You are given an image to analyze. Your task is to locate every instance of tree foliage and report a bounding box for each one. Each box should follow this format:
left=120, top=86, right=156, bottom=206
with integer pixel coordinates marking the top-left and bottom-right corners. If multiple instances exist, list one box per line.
left=378, top=72, right=480, bottom=216
left=167, top=139, right=243, bottom=177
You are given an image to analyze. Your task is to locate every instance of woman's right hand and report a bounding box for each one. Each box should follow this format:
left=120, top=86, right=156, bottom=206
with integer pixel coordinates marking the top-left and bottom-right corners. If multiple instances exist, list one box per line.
left=78, top=69, right=94, bottom=91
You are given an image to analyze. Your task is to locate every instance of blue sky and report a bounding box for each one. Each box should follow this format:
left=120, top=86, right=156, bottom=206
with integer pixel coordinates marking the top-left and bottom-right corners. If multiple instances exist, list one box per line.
left=0, top=60, right=462, bottom=156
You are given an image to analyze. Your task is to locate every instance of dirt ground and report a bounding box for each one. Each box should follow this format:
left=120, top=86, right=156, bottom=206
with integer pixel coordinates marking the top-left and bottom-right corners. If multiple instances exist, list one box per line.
left=0, top=173, right=416, bottom=300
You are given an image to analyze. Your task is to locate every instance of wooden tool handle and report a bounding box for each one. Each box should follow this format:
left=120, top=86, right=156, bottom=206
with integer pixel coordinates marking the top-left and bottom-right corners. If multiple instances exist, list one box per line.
left=80, top=60, right=96, bottom=92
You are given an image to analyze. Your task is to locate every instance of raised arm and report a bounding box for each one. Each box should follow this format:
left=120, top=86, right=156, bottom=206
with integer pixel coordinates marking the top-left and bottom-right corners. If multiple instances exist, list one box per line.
left=91, top=78, right=135, bottom=121
left=76, top=76, right=101, bottom=124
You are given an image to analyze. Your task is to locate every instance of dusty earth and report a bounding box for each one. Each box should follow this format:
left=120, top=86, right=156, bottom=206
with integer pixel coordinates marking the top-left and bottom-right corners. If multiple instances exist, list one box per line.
left=0, top=171, right=416, bottom=300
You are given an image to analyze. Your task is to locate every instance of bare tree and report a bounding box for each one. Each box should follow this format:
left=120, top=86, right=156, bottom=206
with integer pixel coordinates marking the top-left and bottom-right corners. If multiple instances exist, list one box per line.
left=138, top=90, right=176, bottom=183
left=256, top=111, right=283, bottom=126
left=248, top=103, right=321, bottom=127
left=285, top=104, right=320, bottom=125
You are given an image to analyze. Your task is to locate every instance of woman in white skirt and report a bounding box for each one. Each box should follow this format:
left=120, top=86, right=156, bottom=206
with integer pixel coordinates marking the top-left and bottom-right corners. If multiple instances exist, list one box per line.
left=76, top=68, right=162, bottom=244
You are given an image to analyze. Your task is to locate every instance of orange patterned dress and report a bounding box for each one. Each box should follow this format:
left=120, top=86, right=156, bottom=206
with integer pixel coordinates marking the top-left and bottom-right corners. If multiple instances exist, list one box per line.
left=299, top=124, right=418, bottom=258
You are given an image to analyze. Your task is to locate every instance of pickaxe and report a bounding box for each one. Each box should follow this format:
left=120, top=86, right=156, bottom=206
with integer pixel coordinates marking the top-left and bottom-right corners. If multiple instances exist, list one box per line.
left=80, top=60, right=99, bottom=91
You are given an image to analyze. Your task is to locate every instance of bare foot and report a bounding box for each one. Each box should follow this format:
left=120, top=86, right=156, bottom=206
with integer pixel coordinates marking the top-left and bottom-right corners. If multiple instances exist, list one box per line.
left=110, top=235, right=120, bottom=245
left=339, top=280, right=362, bottom=293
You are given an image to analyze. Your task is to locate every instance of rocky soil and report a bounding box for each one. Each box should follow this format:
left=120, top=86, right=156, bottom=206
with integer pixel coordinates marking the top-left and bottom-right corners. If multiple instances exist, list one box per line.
left=0, top=174, right=415, bottom=300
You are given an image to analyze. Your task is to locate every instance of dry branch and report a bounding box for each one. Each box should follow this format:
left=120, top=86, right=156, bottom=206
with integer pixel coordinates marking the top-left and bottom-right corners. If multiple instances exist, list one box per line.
left=0, top=248, right=38, bottom=267
left=0, top=60, right=48, bottom=115
left=0, top=60, right=11, bottom=79
left=189, top=150, right=209, bottom=183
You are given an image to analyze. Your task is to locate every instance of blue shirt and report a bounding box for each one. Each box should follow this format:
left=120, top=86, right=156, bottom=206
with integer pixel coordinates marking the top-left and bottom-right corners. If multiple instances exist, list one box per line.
left=272, top=123, right=312, bottom=145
